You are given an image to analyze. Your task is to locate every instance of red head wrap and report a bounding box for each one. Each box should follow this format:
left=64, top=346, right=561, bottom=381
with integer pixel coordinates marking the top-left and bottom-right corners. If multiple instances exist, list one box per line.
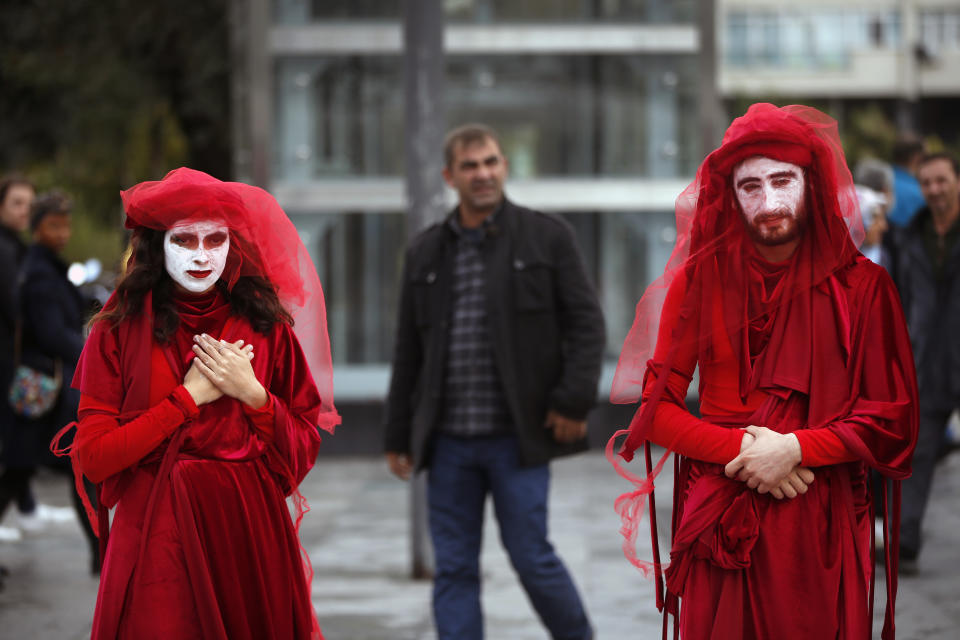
left=611, top=103, right=863, bottom=408
left=117, top=167, right=338, bottom=432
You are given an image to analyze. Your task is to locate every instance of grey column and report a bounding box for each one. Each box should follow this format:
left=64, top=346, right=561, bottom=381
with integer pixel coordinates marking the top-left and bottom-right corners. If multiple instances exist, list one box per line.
left=698, top=0, right=723, bottom=153
left=403, top=0, right=446, bottom=580
left=248, top=0, right=272, bottom=187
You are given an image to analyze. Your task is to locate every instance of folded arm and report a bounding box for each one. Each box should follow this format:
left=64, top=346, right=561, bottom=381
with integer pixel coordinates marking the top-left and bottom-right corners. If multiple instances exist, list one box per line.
left=76, top=386, right=199, bottom=483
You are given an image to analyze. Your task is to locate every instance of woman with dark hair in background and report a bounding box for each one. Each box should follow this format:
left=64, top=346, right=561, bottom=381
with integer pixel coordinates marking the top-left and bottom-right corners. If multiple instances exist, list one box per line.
left=1, top=191, right=98, bottom=571
left=56, top=168, right=339, bottom=639
left=0, top=174, right=38, bottom=551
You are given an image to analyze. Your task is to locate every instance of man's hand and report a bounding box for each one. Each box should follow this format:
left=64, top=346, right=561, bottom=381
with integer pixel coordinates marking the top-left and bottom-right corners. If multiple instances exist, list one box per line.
left=544, top=410, right=588, bottom=444
left=767, top=466, right=816, bottom=500
left=734, top=429, right=814, bottom=499
left=386, top=452, right=413, bottom=480
left=724, top=425, right=802, bottom=494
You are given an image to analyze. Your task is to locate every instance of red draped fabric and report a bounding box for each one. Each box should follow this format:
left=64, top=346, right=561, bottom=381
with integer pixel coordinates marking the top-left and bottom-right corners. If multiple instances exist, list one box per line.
left=72, top=290, right=324, bottom=639
left=607, top=104, right=917, bottom=639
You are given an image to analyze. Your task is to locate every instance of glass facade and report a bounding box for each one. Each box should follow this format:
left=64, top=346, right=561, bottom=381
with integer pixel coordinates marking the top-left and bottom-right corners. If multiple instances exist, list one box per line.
left=287, top=209, right=674, bottom=365
left=291, top=212, right=407, bottom=365
left=274, top=55, right=700, bottom=181
left=266, top=4, right=703, bottom=368
left=274, top=0, right=696, bottom=24
left=921, top=8, right=960, bottom=54
left=725, top=9, right=901, bottom=69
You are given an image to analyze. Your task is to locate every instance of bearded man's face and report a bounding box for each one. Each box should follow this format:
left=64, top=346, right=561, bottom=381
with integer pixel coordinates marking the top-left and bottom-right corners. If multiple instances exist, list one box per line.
left=733, top=156, right=807, bottom=248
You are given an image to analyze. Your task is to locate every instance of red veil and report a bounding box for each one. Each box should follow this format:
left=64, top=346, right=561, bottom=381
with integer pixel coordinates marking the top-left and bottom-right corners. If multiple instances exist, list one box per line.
left=611, top=104, right=863, bottom=410
left=111, top=167, right=338, bottom=433
left=607, top=104, right=916, bottom=637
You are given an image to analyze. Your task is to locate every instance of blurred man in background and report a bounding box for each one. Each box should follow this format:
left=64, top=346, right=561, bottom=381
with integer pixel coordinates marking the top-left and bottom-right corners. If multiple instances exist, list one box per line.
left=384, top=124, right=604, bottom=640
left=893, top=152, right=960, bottom=573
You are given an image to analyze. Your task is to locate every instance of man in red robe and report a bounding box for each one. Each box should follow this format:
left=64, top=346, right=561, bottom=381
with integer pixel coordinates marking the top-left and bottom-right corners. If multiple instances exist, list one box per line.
left=609, top=104, right=917, bottom=639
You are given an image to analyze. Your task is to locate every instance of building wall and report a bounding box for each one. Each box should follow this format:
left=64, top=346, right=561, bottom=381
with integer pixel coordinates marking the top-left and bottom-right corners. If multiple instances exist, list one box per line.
left=719, top=0, right=960, bottom=98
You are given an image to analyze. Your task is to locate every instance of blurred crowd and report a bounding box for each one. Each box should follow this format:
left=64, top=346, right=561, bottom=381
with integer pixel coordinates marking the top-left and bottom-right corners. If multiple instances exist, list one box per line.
left=855, top=141, right=960, bottom=572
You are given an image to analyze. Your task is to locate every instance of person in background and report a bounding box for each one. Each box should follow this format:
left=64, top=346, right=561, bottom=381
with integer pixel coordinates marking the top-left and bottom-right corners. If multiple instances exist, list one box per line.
left=891, top=152, right=960, bottom=573
left=887, top=136, right=926, bottom=228
left=384, top=124, right=604, bottom=640
left=5, top=191, right=98, bottom=570
left=0, top=174, right=38, bottom=547
left=853, top=158, right=894, bottom=270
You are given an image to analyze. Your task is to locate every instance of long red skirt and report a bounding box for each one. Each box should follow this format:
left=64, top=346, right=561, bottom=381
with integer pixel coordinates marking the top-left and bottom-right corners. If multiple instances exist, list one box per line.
left=668, top=461, right=872, bottom=640
left=92, top=456, right=318, bottom=640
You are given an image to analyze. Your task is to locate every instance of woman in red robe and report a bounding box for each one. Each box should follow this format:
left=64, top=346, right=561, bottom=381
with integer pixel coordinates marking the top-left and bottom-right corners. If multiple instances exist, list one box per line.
left=55, top=168, right=339, bottom=639
left=608, top=104, right=917, bottom=639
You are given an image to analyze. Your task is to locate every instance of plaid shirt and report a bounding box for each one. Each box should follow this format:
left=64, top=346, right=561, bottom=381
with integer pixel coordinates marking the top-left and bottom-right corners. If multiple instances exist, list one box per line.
left=438, top=211, right=513, bottom=437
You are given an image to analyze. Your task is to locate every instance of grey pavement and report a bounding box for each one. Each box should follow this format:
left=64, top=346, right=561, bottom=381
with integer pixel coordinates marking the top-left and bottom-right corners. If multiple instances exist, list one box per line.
left=2, top=450, right=960, bottom=639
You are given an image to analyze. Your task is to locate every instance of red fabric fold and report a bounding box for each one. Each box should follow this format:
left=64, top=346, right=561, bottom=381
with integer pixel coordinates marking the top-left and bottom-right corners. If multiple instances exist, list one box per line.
left=67, top=304, right=325, bottom=639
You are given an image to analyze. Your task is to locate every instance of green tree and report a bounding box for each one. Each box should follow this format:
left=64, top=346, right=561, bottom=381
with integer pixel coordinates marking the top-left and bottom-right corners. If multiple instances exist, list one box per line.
left=0, top=0, right=231, bottom=267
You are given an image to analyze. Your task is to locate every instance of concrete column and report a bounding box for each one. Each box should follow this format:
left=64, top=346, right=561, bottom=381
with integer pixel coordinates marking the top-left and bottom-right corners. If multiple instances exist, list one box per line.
left=248, top=0, right=272, bottom=187
left=403, top=0, right=446, bottom=580
left=698, top=0, right=723, bottom=153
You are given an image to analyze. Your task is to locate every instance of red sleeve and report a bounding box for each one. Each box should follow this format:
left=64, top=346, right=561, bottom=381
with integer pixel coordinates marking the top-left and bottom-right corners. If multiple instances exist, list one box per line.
left=243, top=393, right=277, bottom=443
left=641, top=271, right=747, bottom=464
left=76, top=386, right=199, bottom=483
left=795, top=429, right=856, bottom=466
left=648, top=401, right=745, bottom=464
left=257, top=323, right=323, bottom=495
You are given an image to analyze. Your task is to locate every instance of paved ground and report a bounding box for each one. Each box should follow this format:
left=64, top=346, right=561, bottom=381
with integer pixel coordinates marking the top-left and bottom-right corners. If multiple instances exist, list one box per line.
left=2, top=449, right=959, bottom=639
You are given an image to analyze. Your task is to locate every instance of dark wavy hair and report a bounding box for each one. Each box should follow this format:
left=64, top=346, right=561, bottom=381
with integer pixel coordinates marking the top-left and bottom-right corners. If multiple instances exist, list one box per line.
left=93, top=227, right=293, bottom=342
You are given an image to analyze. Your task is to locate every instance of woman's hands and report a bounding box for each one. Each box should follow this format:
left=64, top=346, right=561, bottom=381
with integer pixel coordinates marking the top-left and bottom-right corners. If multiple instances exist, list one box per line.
left=727, top=425, right=815, bottom=500
left=183, top=358, right=225, bottom=406
left=188, top=334, right=268, bottom=408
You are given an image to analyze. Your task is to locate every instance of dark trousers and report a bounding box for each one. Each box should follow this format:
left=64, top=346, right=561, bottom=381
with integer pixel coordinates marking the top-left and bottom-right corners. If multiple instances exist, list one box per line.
left=900, top=405, right=955, bottom=556
left=0, top=467, right=36, bottom=518
left=427, top=433, right=591, bottom=640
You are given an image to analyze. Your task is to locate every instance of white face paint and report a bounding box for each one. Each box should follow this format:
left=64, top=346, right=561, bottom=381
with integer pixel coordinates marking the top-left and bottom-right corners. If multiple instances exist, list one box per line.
left=733, top=156, right=807, bottom=248
left=163, top=220, right=230, bottom=294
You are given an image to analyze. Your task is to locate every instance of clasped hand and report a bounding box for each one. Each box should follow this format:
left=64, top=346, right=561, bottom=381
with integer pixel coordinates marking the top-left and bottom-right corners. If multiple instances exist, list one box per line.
left=182, top=334, right=267, bottom=408
left=724, top=425, right=814, bottom=500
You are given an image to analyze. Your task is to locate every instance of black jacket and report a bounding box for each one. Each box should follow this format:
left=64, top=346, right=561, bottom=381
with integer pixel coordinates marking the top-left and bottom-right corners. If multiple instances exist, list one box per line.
left=891, top=207, right=960, bottom=408
left=384, top=199, right=606, bottom=469
left=2, top=244, right=87, bottom=469
left=0, top=225, right=26, bottom=369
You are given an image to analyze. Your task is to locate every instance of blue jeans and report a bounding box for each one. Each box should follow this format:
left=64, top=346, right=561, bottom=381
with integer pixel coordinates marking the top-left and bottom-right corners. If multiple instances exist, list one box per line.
left=428, top=433, right=592, bottom=640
